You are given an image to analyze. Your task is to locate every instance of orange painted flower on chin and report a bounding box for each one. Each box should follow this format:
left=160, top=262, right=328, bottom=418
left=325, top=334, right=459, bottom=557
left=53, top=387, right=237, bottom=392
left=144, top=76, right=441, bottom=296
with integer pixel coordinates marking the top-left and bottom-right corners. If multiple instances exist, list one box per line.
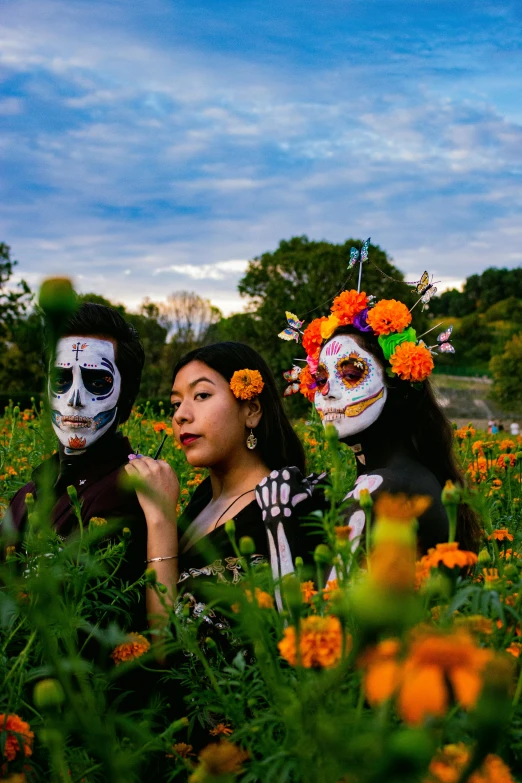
left=302, top=316, right=329, bottom=359
left=0, top=713, right=34, bottom=762
left=68, top=435, right=87, bottom=450
left=330, top=289, right=369, bottom=324
left=366, top=298, right=412, bottom=336
left=389, top=341, right=434, bottom=382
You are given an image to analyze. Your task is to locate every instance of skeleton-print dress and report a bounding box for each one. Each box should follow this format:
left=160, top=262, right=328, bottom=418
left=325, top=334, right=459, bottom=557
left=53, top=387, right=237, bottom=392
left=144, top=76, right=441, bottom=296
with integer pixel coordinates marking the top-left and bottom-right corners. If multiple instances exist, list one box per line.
left=176, top=477, right=324, bottom=632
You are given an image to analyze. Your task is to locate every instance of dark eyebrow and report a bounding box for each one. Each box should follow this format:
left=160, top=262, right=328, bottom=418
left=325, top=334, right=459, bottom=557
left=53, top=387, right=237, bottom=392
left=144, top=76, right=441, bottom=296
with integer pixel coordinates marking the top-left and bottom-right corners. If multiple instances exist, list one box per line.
left=171, top=377, right=216, bottom=399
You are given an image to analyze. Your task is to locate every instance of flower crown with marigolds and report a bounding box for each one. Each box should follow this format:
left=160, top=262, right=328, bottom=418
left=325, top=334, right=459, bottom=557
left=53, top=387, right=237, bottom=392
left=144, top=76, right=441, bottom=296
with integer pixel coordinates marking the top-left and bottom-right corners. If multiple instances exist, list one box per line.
left=297, top=289, right=446, bottom=402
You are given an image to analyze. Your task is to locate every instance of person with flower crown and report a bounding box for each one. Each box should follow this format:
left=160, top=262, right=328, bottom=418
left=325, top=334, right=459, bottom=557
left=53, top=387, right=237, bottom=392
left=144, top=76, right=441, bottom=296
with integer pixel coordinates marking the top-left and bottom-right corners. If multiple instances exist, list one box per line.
left=288, top=286, right=480, bottom=562
left=126, top=341, right=324, bottom=623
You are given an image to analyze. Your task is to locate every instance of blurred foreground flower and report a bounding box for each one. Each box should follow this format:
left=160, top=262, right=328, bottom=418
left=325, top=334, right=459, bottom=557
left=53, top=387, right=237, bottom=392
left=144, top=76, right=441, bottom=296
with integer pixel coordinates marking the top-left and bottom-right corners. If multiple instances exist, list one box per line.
left=111, top=633, right=150, bottom=666
left=231, top=587, right=274, bottom=613
left=360, top=631, right=493, bottom=725
left=278, top=615, right=349, bottom=669
left=426, top=742, right=515, bottom=783
left=0, top=713, right=34, bottom=762
left=190, top=740, right=249, bottom=782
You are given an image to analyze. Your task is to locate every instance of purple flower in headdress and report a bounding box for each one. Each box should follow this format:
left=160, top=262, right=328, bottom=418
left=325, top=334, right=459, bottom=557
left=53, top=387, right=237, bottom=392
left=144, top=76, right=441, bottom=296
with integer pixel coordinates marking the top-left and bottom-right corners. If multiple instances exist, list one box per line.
left=352, top=308, right=373, bottom=333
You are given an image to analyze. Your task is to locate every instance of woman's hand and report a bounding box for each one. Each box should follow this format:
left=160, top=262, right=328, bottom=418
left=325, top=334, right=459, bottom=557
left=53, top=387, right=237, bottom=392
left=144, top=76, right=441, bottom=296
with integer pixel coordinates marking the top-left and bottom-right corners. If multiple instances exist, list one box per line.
left=124, top=456, right=180, bottom=527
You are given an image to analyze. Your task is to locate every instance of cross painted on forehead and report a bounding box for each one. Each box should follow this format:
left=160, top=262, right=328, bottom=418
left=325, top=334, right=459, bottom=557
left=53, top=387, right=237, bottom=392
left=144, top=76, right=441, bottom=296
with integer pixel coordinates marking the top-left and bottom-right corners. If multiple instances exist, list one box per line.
left=72, top=342, right=88, bottom=361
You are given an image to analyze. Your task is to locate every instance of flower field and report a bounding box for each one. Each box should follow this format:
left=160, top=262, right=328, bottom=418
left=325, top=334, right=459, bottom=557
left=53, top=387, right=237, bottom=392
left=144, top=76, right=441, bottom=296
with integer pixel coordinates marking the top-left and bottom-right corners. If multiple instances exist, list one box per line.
left=1, top=405, right=522, bottom=782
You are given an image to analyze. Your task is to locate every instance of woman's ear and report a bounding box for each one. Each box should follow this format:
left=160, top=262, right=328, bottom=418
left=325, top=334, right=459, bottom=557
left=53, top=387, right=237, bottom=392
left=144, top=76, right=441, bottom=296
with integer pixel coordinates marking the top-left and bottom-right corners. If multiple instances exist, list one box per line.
left=244, top=397, right=263, bottom=429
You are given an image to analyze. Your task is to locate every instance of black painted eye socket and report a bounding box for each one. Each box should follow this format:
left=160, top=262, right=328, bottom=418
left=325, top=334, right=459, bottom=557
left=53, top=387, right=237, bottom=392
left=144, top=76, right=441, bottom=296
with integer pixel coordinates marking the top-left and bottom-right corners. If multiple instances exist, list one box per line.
left=51, top=367, right=73, bottom=395
left=80, top=368, right=114, bottom=396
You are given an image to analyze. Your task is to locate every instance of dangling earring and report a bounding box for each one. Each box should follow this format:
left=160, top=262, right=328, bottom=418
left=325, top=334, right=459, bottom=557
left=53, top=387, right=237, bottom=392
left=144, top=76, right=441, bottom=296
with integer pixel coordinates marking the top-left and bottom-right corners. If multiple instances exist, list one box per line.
left=246, top=428, right=257, bottom=450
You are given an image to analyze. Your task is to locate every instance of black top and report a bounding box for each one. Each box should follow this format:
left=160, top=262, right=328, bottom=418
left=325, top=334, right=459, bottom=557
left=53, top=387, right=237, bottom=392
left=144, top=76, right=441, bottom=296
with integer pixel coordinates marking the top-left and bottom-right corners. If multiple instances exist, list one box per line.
left=4, top=432, right=148, bottom=629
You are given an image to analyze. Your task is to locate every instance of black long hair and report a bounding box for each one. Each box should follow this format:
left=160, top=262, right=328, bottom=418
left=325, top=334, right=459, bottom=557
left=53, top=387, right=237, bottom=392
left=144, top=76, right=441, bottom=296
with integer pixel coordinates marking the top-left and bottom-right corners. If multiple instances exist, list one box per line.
left=61, top=303, right=145, bottom=423
left=332, top=325, right=481, bottom=552
left=172, top=341, right=306, bottom=473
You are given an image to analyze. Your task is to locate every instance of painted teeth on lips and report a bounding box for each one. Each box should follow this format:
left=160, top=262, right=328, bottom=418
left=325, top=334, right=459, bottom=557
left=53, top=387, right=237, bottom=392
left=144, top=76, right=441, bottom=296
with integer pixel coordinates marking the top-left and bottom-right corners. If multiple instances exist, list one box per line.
left=322, top=409, right=346, bottom=421
left=61, top=415, right=92, bottom=428
left=180, top=433, right=201, bottom=445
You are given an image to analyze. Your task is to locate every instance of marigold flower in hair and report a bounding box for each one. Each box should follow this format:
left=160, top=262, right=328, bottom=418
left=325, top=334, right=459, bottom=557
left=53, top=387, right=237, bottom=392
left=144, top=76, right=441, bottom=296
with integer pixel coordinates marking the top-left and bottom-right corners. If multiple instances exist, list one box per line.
left=330, top=289, right=369, bottom=324
left=0, top=713, right=34, bottom=762
left=299, top=364, right=317, bottom=402
left=320, top=313, right=340, bottom=341
left=229, top=369, right=264, bottom=400
left=366, top=298, right=412, bottom=336
left=389, top=340, right=434, bottom=382
left=302, top=316, right=329, bottom=359
left=111, top=632, right=150, bottom=665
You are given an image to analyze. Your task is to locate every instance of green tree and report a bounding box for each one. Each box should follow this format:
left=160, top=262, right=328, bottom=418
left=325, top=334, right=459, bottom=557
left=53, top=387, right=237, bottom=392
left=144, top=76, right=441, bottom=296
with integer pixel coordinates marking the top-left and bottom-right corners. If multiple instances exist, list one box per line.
left=490, top=332, right=522, bottom=412
left=0, top=243, right=31, bottom=338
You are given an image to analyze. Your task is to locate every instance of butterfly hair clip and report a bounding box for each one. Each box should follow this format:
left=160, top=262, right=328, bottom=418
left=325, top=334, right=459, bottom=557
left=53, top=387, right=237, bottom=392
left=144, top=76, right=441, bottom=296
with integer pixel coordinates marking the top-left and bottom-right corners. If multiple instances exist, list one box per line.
left=278, top=311, right=304, bottom=343
left=348, top=237, right=370, bottom=269
left=432, top=325, right=455, bottom=354
left=282, top=365, right=302, bottom=396
left=408, top=270, right=440, bottom=311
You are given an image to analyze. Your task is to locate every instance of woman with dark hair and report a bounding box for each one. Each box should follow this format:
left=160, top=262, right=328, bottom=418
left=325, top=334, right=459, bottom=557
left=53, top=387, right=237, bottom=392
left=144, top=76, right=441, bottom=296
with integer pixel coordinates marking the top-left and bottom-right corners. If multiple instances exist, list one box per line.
left=126, top=341, right=319, bottom=619
left=296, top=290, right=481, bottom=558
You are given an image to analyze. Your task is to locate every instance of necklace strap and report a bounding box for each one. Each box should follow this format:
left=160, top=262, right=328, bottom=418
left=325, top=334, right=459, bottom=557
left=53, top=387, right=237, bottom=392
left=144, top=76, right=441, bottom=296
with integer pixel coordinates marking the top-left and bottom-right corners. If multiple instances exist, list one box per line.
left=212, top=488, right=256, bottom=530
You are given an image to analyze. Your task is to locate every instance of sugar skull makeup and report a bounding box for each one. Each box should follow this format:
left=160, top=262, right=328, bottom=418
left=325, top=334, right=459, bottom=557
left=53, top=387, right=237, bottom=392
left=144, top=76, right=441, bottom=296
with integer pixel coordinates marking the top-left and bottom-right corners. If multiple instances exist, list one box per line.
left=314, top=335, right=387, bottom=438
left=49, top=337, right=121, bottom=454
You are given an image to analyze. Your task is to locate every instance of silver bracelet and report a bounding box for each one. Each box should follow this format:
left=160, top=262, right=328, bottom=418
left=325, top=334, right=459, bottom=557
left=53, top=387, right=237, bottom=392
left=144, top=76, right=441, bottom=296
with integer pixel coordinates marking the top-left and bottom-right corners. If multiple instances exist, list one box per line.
left=145, top=555, right=179, bottom=563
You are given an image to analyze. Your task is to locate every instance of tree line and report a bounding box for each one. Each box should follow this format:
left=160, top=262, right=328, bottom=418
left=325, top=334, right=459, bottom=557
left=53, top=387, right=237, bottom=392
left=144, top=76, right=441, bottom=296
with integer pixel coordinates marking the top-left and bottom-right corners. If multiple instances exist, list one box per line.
left=0, top=238, right=521, bottom=411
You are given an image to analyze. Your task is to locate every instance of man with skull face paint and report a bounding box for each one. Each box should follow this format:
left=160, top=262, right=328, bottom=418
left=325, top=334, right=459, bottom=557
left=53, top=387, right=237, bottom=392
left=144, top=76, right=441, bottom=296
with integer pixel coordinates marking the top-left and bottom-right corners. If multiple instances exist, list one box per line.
left=5, top=303, right=149, bottom=627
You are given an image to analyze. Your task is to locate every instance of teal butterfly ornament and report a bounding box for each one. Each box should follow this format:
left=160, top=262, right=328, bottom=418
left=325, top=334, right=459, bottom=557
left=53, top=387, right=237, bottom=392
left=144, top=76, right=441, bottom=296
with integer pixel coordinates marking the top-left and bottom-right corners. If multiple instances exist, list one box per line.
left=278, top=311, right=304, bottom=343
left=348, top=237, right=370, bottom=292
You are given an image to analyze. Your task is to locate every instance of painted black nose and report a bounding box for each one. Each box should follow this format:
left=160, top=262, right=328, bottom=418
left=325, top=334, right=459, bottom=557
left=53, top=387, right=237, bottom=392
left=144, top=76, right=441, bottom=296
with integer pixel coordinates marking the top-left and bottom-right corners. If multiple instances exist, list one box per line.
left=67, top=389, right=83, bottom=407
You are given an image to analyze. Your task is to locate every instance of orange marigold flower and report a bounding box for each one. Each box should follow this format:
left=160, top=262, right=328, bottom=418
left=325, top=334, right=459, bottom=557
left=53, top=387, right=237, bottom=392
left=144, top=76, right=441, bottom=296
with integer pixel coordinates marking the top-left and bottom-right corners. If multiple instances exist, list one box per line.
left=302, top=316, right=328, bottom=358
left=334, top=525, right=352, bottom=540
left=472, top=440, right=484, bottom=455
left=229, top=369, right=264, bottom=400
left=359, top=639, right=402, bottom=705
left=153, top=421, right=167, bottom=432
left=111, top=633, right=150, bottom=666
left=389, top=341, right=434, bottom=382
left=399, top=632, right=493, bottom=725
left=232, top=587, right=274, bottom=612
left=300, top=580, right=318, bottom=603
left=426, top=743, right=516, bottom=783
left=374, top=492, right=432, bottom=521
left=190, top=741, right=249, bottom=781
left=500, top=439, right=516, bottom=452
left=483, top=568, right=500, bottom=585
left=366, top=298, right=412, bottom=336
left=320, top=313, right=340, bottom=340
left=489, top=528, right=514, bottom=542
left=415, top=556, right=433, bottom=589
left=323, top=578, right=340, bottom=602
left=506, top=643, right=522, bottom=658
left=371, top=539, right=417, bottom=591
left=209, top=723, right=233, bottom=736
left=278, top=615, right=348, bottom=669
left=166, top=742, right=195, bottom=758
left=497, top=453, right=517, bottom=469
left=426, top=542, right=478, bottom=570
left=330, top=289, right=369, bottom=324
left=454, top=615, right=493, bottom=636
left=299, top=364, right=316, bottom=402
left=0, top=713, right=34, bottom=762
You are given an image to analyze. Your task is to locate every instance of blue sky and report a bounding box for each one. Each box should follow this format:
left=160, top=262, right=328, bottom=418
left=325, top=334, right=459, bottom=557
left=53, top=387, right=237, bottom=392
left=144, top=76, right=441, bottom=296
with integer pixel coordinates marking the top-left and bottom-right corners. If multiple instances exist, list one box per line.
left=1, top=0, right=521, bottom=314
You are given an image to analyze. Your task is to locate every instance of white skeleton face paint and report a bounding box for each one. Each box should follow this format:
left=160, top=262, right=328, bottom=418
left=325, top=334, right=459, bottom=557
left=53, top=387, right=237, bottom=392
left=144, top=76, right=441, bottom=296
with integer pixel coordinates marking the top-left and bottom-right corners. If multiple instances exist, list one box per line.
left=49, top=337, right=121, bottom=454
left=314, top=334, right=387, bottom=439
